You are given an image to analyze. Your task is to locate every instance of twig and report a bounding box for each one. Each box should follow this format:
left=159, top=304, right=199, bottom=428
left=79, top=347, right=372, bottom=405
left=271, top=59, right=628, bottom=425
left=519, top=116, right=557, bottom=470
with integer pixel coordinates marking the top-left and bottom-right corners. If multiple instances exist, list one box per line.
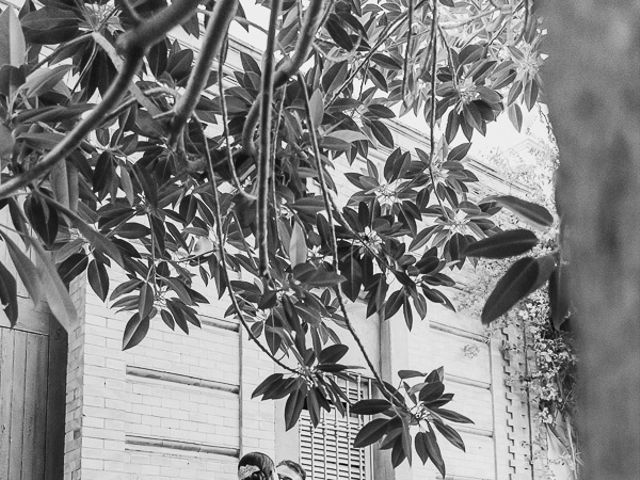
left=218, top=38, right=254, bottom=199
left=401, top=0, right=415, bottom=103
left=241, top=0, right=324, bottom=158
left=298, top=72, right=402, bottom=409
left=169, top=0, right=238, bottom=146
left=256, top=0, right=283, bottom=277
left=196, top=120, right=298, bottom=375
left=427, top=0, right=451, bottom=222
left=513, top=0, right=529, bottom=44
left=437, top=24, right=458, bottom=89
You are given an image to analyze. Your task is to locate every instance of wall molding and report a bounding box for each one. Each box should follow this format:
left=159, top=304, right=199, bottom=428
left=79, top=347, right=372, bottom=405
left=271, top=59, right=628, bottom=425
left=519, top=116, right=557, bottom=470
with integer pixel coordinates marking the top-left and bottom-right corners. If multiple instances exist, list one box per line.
left=445, top=373, right=491, bottom=390
left=126, top=366, right=239, bottom=394
left=125, top=434, right=239, bottom=458
left=430, top=320, right=488, bottom=343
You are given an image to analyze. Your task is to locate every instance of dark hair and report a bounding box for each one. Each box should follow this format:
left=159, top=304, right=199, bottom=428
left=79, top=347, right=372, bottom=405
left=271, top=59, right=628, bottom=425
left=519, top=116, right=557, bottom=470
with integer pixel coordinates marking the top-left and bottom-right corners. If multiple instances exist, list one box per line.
left=277, top=460, right=306, bottom=480
left=238, top=452, right=275, bottom=480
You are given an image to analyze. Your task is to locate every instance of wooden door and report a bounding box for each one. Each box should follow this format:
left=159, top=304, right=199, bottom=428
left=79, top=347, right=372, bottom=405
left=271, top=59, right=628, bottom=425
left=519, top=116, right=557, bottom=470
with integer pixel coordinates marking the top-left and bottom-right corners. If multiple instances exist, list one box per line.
left=0, top=307, right=67, bottom=480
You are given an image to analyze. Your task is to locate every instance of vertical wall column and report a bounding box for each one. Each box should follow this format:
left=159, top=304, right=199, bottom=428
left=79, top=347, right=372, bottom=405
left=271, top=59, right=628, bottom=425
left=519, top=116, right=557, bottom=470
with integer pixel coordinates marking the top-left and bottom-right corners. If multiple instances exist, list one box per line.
left=238, top=327, right=277, bottom=456
left=376, top=315, right=411, bottom=480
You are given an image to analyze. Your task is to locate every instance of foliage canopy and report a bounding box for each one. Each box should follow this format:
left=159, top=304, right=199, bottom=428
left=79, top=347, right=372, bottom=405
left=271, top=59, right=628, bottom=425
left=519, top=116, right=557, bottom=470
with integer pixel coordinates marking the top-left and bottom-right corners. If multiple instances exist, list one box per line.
left=0, top=0, right=560, bottom=472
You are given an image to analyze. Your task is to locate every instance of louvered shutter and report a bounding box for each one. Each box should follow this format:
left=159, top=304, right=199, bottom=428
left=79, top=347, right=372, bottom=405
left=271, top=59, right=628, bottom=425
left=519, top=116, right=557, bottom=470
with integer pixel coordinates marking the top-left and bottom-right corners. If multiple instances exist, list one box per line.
left=299, top=375, right=373, bottom=480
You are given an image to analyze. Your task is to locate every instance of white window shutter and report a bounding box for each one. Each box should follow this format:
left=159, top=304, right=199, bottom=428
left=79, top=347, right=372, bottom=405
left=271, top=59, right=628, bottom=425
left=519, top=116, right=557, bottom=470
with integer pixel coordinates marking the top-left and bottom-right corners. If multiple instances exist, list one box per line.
left=299, top=375, right=373, bottom=480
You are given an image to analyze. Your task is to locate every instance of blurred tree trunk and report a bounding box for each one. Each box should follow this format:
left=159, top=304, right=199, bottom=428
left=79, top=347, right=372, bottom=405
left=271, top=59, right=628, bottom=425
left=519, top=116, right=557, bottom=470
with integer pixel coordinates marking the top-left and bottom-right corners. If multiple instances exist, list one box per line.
left=541, top=2, right=640, bottom=479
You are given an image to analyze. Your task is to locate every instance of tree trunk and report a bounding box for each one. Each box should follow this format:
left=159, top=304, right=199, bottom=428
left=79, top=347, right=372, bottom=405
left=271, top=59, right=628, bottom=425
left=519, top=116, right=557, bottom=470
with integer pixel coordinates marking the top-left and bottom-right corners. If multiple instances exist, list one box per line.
left=541, top=2, right=640, bottom=479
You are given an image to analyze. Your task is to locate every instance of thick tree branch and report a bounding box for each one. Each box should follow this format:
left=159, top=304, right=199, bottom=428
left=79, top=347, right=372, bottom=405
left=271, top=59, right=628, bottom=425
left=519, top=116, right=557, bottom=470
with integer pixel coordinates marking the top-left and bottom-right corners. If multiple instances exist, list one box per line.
left=256, top=0, right=282, bottom=277
left=169, top=0, right=238, bottom=146
left=241, top=0, right=324, bottom=158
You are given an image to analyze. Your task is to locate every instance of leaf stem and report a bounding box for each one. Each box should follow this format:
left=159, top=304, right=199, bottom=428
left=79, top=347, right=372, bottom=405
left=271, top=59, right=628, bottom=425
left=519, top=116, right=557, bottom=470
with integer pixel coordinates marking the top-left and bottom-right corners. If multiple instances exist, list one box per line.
left=196, top=120, right=298, bottom=375
left=298, top=72, right=403, bottom=410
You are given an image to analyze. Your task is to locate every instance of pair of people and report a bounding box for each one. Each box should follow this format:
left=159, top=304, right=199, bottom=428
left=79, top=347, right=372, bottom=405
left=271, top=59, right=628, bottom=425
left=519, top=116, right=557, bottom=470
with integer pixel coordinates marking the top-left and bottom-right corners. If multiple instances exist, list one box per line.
left=238, top=452, right=306, bottom=480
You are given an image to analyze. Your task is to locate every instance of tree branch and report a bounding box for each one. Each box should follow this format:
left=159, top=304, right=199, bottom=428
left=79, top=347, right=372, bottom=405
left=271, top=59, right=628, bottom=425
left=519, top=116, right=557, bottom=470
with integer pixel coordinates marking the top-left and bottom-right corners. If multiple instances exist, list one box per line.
left=217, top=38, right=255, bottom=200
left=401, top=0, right=415, bottom=103
left=241, top=0, right=324, bottom=158
left=256, top=0, right=282, bottom=277
left=169, top=0, right=238, bottom=146
left=427, top=0, right=452, bottom=222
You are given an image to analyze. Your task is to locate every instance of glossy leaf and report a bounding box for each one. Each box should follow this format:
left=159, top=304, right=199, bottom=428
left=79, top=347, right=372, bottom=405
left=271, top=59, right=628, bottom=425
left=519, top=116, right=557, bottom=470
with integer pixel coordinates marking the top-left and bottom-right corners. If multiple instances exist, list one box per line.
left=489, top=195, right=554, bottom=228
left=0, top=7, right=25, bottom=68
left=482, top=257, right=539, bottom=324
left=351, top=399, right=392, bottom=415
left=353, top=418, right=389, bottom=448
left=0, top=261, right=18, bottom=325
left=464, top=229, right=538, bottom=258
left=122, top=313, right=150, bottom=350
left=0, top=232, right=43, bottom=305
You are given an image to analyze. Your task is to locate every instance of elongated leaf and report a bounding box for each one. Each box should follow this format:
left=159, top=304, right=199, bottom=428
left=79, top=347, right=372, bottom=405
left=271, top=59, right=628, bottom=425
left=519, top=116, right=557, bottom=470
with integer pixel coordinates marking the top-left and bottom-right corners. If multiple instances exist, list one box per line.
left=87, top=260, right=109, bottom=301
left=76, top=219, right=125, bottom=269
left=370, top=120, right=394, bottom=148
left=351, top=399, right=392, bottom=415
left=482, top=257, right=538, bottom=324
left=284, top=387, right=306, bottom=431
left=489, top=195, right=554, bottom=228
left=289, top=222, right=307, bottom=267
left=30, top=238, right=77, bottom=332
left=0, top=261, right=18, bottom=325
left=424, top=429, right=445, bottom=477
left=434, top=419, right=465, bottom=451
left=318, top=344, right=349, bottom=364
left=0, top=7, right=25, bottom=68
left=0, top=232, right=43, bottom=305
left=432, top=407, right=474, bottom=424
left=530, top=254, right=557, bottom=293
left=464, top=229, right=538, bottom=258
left=415, top=432, right=430, bottom=464
left=138, top=283, right=154, bottom=318
left=398, top=369, right=425, bottom=379
left=122, top=313, right=150, bottom=350
left=322, top=129, right=369, bottom=148
left=419, top=382, right=444, bottom=403
left=252, top=373, right=284, bottom=399
left=353, top=418, right=389, bottom=448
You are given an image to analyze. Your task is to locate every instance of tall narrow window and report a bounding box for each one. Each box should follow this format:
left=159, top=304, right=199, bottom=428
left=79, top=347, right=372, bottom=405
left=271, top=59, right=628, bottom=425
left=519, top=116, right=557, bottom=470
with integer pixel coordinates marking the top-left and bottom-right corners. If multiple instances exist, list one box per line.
left=299, top=375, right=373, bottom=480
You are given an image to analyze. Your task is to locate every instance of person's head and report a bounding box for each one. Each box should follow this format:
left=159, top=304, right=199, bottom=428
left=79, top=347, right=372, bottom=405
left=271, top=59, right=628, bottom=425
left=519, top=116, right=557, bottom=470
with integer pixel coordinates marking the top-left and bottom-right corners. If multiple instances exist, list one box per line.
left=276, top=460, right=306, bottom=480
left=238, top=452, right=276, bottom=480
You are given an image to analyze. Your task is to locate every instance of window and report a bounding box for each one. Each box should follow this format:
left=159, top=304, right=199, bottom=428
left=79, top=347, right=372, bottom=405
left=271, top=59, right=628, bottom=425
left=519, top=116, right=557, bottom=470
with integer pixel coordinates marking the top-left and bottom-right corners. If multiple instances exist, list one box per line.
left=299, top=375, right=373, bottom=480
